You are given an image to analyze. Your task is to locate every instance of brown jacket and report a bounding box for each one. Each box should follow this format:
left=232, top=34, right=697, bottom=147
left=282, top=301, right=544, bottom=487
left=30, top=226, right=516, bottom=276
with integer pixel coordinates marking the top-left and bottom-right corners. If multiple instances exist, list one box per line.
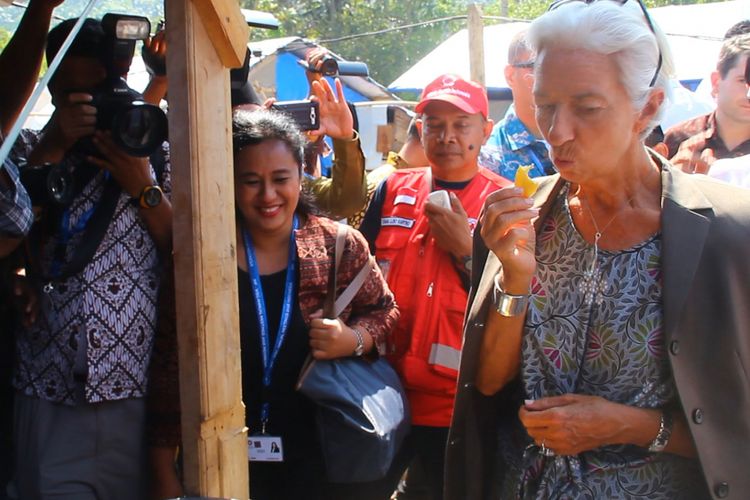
left=445, top=160, right=750, bottom=500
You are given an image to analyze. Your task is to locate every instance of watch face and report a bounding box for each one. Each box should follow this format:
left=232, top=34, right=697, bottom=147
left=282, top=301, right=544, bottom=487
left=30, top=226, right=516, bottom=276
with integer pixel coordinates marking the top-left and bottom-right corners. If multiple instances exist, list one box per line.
left=143, top=186, right=163, bottom=207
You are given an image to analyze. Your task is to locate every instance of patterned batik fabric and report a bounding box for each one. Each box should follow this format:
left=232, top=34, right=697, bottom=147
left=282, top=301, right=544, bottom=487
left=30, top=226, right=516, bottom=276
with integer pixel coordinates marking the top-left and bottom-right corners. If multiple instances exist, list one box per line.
left=480, top=106, right=554, bottom=181
left=13, top=129, right=171, bottom=404
left=497, top=184, right=708, bottom=499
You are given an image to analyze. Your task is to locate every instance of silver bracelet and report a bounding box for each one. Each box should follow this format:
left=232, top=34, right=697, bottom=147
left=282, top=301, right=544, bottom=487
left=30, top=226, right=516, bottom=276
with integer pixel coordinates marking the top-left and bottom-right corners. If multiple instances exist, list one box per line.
left=492, top=274, right=530, bottom=317
left=351, top=327, right=365, bottom=357
left=648, top=410, right=674, bottom=453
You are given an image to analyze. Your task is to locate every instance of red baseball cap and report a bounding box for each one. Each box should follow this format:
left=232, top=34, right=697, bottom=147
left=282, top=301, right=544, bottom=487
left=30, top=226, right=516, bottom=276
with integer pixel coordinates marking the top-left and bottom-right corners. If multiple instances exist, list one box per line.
left=415, top=74, right=489, bottom=119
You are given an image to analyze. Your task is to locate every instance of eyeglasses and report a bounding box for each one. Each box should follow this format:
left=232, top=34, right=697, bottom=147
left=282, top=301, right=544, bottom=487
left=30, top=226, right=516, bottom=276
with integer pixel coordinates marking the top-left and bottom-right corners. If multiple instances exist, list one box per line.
left=547, top=0, right=663, bottom=87
left=510, top=61, right=536, bottom=69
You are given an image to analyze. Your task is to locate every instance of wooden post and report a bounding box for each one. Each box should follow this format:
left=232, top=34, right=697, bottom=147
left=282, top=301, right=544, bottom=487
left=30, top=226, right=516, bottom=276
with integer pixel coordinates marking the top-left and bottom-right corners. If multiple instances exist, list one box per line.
left=468, top=3, right=485, bottom=86
left=165, top=0, right=249, bottom=497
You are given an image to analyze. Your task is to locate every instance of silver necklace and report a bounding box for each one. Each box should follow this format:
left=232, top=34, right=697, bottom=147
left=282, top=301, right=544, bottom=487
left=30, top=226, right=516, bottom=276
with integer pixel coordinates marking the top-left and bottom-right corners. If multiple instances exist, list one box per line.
left=578, top=191, right=637, bottom=304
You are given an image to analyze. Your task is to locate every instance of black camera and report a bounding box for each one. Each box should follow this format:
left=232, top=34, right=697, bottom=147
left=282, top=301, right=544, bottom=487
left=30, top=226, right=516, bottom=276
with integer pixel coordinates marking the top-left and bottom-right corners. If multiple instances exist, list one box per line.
left=75, top=14, right=168, bottom=158
left=271, top=101, right=321, bottom=131
left=19, top=14, right=168, bottom=207
left=18, top=160, right=99, bottom=207
left=297, top=56, right=369, bottom=78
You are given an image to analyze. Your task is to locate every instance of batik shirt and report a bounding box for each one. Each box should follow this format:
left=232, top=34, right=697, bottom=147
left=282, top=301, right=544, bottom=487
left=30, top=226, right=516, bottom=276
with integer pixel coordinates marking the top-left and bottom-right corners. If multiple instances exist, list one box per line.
left=480, top=105, right=554, bottom=181
left=497, top=185, right=708, bottom=499
left=12, top=129, right=171, bottom=404
left=0, top=157, right=33, bottom=237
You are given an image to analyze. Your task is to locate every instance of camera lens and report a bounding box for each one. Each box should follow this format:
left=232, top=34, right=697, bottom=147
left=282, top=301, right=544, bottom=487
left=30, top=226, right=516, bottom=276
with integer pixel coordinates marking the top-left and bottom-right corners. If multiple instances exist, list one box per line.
left=111, top=102, right=168, bottom=157
left=319, top=56, right=339, bottom=77
left=47, top=164, right=75, bottom=205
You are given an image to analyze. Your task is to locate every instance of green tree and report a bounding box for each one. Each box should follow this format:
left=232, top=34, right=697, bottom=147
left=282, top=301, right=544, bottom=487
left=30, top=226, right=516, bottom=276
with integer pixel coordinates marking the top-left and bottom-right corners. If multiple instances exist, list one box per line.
left=240, top=0, right=714, bottom=87
left=0, top=26, right=10, bottom=54
left=244, top=0, right=470, bottom=85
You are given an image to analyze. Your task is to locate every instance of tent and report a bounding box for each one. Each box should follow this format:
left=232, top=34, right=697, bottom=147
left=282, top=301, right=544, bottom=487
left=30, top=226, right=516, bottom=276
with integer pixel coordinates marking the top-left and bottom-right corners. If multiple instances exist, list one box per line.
left=389, top=0, right=748, bottom=103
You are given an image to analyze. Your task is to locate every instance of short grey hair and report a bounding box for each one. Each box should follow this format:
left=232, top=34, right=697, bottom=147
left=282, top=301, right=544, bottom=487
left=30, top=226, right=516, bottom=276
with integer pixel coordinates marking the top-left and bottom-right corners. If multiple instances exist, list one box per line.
left=508, top=29, right=533, bottom=64
left=528, top=1, right=674, bottom=137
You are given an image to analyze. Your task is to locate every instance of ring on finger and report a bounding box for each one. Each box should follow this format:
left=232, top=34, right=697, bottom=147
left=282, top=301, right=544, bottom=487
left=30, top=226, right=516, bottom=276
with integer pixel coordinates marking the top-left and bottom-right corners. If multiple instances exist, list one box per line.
left=540, top=439, right=555, bottom=457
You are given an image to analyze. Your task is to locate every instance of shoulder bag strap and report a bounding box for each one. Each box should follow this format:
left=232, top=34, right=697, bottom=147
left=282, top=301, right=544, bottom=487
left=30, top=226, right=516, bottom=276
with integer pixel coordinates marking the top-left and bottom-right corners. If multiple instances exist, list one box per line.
left=324, top=223, right=375, bottom=319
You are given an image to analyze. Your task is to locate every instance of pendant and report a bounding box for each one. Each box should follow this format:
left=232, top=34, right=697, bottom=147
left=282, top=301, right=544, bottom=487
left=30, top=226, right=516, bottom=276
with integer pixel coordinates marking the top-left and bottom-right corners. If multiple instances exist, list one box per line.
left=43, top=282, right=54, bottom=294
left=581, top=237, right=603, bottom=306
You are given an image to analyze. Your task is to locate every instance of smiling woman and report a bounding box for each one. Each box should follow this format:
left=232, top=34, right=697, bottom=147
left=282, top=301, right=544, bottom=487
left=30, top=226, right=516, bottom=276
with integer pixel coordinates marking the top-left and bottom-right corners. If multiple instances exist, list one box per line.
left=226, top=109, right=400, bottom=499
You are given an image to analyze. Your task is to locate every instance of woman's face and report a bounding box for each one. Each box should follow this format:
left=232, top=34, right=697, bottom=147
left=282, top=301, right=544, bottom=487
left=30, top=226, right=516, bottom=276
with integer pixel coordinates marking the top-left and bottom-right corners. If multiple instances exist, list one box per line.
left=234, top=139, right=301, bottom=238
left=533, top=47, right=649, bottom=184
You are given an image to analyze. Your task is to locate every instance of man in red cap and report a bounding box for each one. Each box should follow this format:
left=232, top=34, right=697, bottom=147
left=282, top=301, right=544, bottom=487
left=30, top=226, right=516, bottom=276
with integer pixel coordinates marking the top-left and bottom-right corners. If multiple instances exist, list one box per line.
left=360, top=74, right=509, bottom=499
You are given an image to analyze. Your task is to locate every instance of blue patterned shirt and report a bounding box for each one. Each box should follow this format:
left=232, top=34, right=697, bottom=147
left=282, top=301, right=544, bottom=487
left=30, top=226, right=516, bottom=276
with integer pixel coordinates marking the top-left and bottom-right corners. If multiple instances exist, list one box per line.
left=479, top=106, right=554, bottom=181
left=0, top=157, right=33, bottom=237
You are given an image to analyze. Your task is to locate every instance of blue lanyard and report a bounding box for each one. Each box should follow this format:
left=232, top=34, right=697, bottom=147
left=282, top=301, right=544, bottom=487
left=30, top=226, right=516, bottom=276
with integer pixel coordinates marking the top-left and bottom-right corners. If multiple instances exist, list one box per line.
left=242, top=215, right=299, bottom=428
left=49, top=203, right=98, bottom=278
left=49, top=172, right=109, bottom=279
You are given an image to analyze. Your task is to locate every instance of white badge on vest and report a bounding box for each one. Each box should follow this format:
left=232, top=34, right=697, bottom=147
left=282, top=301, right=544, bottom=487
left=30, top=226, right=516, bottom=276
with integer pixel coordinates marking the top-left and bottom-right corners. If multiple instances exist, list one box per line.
left=394, top=194, right=417, bottom=206
left=248, top=436, right=284, bottom=462
left=381, top=216, right=415, bottom=228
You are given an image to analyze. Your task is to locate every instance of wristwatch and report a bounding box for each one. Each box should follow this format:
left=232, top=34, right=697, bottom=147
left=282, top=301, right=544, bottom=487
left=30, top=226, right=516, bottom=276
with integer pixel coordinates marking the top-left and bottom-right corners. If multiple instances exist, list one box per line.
left=133, top=185, right=163, bottom=209
left=493, top=274, right=530, bottom=317
left=461, top=254, right=473, bottom=273
left=351, top=328, right=365, bottom=357
left=648, top=410, right=674, bottom=453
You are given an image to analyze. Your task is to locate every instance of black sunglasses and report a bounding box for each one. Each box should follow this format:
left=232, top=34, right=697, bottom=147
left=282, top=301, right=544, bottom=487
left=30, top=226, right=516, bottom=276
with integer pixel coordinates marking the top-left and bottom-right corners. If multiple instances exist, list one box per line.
left=547, top=0, right=663, bottom=87
left=511, top=61, right=536, bottom=69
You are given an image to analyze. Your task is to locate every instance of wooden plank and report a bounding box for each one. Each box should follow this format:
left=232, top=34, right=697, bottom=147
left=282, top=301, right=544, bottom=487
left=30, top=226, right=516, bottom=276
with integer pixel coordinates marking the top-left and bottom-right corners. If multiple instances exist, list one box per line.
left=190, top=0, right=249, bottom=68
left=165, top=0, right=249, bottom=497
left=468, top=3, right=485, bottom=86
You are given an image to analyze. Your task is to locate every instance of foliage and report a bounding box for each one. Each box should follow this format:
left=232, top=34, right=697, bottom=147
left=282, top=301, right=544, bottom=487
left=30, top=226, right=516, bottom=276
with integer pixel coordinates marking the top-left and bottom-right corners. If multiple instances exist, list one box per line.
left=0, top=26, right=9, bottom=51
left=241, top=0, right=715, bottom=87
left=0, top=0, right=720, bottom=86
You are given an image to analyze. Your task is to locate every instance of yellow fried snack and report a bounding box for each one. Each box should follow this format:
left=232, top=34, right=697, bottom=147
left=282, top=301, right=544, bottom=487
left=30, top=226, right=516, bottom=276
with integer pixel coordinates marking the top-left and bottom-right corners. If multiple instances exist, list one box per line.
left=514, top=165, right=538, bottom=198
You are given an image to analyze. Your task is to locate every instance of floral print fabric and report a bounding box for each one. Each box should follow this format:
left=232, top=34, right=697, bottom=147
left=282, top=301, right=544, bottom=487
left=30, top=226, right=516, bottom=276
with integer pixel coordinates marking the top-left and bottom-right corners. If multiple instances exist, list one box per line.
left=498, top=184, right=708, bottom=499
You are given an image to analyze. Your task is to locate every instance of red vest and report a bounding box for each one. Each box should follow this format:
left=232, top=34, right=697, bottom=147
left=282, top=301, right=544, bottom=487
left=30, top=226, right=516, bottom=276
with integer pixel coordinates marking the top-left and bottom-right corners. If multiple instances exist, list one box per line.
left=375, top=167, right=508, bottom=426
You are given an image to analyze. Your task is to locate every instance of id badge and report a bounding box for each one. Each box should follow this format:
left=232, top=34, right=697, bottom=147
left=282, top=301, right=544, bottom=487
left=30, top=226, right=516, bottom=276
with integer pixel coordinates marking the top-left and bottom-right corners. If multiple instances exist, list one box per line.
left=248, top=435, right=284, bottom=462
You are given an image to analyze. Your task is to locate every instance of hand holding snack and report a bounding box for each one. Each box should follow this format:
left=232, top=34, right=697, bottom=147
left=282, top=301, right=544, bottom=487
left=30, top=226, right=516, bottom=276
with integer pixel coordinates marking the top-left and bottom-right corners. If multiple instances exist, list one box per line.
left=480, top=173, right=539, bottom=292
left=514, top=165, right=538, bottom=197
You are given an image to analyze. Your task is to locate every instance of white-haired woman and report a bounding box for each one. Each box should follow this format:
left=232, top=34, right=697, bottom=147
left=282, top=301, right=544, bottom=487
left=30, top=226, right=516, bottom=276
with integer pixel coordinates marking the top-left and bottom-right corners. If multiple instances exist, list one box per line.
left=445, top=1, right=750, bottom=499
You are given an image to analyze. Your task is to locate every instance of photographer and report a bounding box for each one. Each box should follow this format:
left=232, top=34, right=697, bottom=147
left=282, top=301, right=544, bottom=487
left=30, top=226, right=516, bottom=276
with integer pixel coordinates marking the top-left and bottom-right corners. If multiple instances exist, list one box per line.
left=9, top=17, right=172, bottom=500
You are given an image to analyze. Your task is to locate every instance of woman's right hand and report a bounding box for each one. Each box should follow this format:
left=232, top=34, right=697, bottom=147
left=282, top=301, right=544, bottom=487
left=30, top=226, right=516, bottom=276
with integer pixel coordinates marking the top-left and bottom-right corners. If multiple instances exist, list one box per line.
left=479, top=186, right=539, bottom=293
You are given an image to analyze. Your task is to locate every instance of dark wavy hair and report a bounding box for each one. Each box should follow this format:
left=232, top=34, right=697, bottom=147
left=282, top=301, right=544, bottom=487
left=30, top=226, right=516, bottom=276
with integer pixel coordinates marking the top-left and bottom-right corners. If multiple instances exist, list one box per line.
left=232, top=109, right=316, bottom=216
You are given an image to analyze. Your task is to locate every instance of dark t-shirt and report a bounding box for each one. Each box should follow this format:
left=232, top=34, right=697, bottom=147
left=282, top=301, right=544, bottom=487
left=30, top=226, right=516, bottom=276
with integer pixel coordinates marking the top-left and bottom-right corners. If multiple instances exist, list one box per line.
left=238, top=267, right=319, bottom=461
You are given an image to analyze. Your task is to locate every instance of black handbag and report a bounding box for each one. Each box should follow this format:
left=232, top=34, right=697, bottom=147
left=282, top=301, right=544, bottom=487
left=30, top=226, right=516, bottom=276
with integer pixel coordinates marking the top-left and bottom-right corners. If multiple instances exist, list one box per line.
left=296, top=224, right=410, bottom=483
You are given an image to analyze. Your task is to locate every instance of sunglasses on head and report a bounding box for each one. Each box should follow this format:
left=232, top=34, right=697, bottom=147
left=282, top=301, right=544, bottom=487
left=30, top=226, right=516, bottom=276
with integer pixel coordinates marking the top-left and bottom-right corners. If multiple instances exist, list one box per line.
left=547, top=0, right=663, bottom=87
left=511, top=61, right=536, bottom=69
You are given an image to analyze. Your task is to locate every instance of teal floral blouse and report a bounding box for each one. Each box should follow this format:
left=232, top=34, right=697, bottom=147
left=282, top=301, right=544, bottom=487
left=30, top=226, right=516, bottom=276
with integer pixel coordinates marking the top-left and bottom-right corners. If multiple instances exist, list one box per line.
left=498, top=185, right=709, bottom=499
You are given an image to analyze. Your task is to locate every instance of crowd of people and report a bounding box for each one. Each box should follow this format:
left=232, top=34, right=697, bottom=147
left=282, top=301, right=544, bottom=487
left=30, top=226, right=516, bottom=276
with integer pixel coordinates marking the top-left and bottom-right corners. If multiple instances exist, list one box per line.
left=1, top=0, right=749, bottom=499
